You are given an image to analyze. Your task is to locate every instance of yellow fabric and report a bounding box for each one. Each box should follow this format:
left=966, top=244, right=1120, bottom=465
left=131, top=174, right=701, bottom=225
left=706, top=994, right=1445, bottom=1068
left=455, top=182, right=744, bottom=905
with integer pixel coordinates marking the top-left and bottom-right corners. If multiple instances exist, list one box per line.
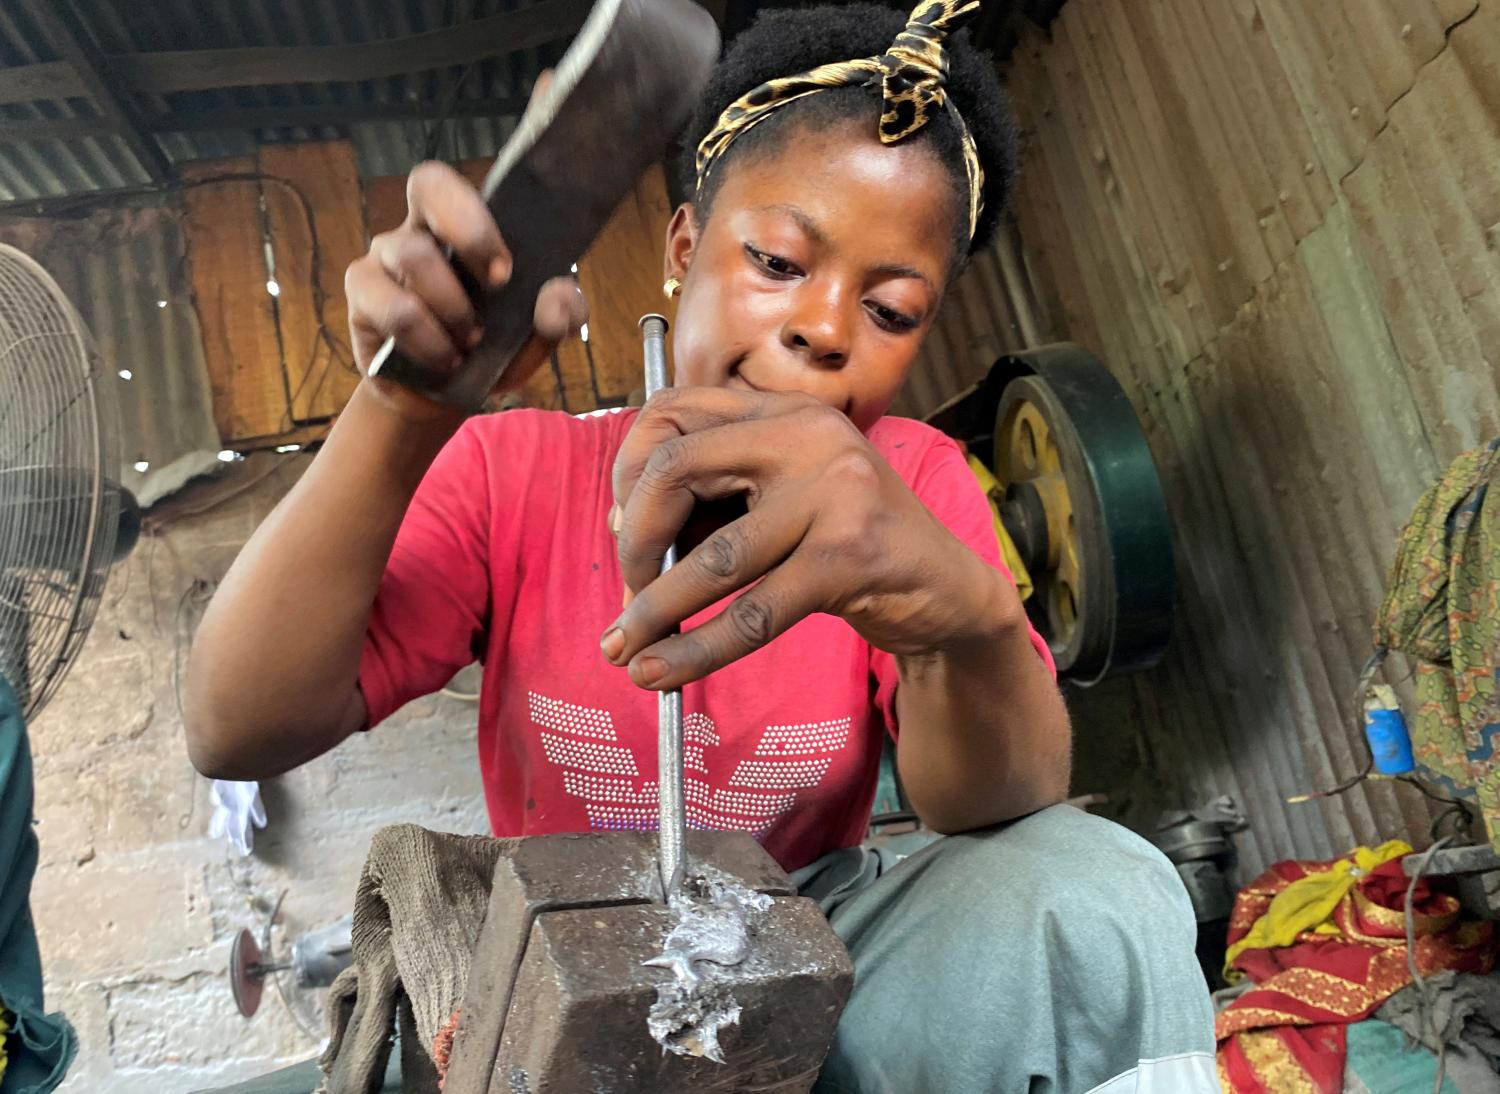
left=966, top=455, right=1033, bottom=601
left=694, top=0, right=986, bottom=242
left=1223, top=840, right=1412, bottom=981
left=0, top=1003, right=9, bottom=1083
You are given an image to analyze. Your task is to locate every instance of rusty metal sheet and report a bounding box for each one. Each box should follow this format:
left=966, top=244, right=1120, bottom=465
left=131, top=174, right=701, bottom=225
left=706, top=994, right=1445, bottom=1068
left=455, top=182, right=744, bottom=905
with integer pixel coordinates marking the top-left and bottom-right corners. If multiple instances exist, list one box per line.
left=904, top=0, right=1500, bottom=878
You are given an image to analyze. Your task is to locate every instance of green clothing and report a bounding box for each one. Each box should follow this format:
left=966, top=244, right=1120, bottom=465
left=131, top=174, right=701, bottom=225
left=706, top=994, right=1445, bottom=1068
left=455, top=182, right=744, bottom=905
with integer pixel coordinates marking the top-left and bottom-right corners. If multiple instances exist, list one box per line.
left=0, top=676, right=75, bottom=1093
left=796, top=805, right=1217, bottom=1094
left=1375, top=438, right=1500, bottom=850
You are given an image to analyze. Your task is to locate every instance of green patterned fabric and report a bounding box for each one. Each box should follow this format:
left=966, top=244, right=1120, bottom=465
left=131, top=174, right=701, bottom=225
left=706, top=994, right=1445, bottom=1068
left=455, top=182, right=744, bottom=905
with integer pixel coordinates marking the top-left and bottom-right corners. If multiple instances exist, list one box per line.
left=1374, top=439, right=1500, bottom=852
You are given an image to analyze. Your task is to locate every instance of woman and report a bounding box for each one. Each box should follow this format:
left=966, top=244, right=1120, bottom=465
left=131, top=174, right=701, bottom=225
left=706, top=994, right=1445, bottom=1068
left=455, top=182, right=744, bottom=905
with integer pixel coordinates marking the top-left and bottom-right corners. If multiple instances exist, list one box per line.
left=187, top=2, right=1216, bottom=1089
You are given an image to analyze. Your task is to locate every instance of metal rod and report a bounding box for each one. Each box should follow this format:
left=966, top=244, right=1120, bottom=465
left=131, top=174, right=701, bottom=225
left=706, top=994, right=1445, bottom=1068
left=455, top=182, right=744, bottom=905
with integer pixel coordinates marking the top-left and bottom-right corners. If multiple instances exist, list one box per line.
left=639, top=313, right=685, bottom=898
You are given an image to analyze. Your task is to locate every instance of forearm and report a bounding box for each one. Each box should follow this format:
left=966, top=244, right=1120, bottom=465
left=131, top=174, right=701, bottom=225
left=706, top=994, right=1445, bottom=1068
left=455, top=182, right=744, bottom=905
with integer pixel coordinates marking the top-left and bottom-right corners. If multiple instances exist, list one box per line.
left=185, top=379, right=463, bottom=779
left=894, top=566, right=1071, bottom=834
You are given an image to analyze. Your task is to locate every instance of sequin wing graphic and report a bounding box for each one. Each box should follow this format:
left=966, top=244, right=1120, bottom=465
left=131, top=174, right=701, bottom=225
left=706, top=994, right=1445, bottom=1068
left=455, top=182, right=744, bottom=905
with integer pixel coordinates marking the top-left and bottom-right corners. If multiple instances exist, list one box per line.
left=529, top=693, right=851, bottom=837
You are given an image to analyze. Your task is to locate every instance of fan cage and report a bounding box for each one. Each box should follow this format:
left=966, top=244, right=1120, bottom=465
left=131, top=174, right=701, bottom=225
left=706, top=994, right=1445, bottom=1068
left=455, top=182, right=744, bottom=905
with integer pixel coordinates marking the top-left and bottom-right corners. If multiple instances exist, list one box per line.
left=0, top=243, right=122, bottom=720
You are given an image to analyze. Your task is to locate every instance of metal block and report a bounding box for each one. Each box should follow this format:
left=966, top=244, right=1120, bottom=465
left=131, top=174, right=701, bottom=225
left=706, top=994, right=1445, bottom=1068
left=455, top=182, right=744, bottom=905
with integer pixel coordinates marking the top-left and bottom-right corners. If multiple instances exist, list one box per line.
left=1401, top=843, right=1500, bottom=878
left=1402, top=844, right=1500, bottom=921
left=445, top=831, right=852, bottom=1094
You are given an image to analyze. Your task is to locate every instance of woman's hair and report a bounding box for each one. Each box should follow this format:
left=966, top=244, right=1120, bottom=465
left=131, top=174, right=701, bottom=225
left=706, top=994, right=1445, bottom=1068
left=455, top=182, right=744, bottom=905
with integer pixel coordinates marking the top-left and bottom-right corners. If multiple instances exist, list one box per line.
left=678, top=2, right=1018, bottom=267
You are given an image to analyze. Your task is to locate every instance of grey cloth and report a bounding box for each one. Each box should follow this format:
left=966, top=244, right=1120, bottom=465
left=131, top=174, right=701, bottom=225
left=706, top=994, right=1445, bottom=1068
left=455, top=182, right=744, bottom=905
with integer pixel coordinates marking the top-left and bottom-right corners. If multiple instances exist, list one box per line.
left=316, top=825, right=504, bottom=1094
left=794, top=804, right=1216, bottom=1094
left=1376, top=971, right=1500, bottom=1094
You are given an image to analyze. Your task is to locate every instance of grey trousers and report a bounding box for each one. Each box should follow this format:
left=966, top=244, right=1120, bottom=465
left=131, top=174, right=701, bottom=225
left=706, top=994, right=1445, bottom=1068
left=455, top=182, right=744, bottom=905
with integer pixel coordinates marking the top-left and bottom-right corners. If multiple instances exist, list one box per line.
left=794, top=805, right=1218, bottom=1094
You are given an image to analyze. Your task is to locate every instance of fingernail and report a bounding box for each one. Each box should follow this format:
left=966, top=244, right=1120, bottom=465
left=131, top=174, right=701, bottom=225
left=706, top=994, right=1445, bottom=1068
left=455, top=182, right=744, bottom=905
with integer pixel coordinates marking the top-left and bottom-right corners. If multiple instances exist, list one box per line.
left=637, top=657, right=669, bottom=687
left=608, top=504, right=622, bottom=536
left=467, top=327, right=484, bottom=348
left=600, top=627, right=625, bottom=663
left=450, top=354, right=464, bottom=370
left=489, top=256, right=511, bottom=286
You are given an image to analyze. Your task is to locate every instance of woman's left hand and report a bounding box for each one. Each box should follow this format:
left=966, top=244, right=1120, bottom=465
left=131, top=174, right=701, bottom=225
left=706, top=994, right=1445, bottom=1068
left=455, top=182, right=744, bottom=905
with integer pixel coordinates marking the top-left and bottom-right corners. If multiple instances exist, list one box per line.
left=601, top=386, right=1019, bottom=689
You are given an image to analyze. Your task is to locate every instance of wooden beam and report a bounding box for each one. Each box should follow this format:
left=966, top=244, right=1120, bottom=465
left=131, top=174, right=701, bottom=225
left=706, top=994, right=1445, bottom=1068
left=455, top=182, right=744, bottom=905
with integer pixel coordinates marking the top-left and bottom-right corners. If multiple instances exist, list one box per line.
left=0, top=0, right=590, bottom=106
left=150, top=96, right=527, bottom=134
left=0, top=61, right=75, bottom=104
left=17, top=0, right=171, bottom=183
left=0, top=113, right=111, bottom=141
left=0, top=95, right=528, bottom=143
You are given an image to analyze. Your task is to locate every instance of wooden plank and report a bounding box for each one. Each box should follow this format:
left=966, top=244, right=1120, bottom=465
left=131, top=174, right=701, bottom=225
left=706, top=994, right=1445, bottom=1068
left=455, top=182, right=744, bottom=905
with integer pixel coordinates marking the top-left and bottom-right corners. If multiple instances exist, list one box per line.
left=0, top=60, right=74, bottom=106
left=363, top=174, right=408, bottom=239
left=232, top=422, right=332, bottom=454
left=258, top=141, right=364, bottom=423
left=0, top=114, right=111, bottom=141
left=573, top=165, right=674, bottom=403
left=519, top=355, right=564, bottom=411
left=553, top=338, right=598, bottom=412
left=179, top=158, right=285, bottom=443
left=144, top=96, right=525, bottom=135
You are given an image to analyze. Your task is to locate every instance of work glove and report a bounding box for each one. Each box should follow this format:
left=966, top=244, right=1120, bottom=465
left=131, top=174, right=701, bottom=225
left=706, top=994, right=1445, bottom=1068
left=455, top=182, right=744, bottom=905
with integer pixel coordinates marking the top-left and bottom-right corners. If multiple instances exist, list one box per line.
left=208, top=778, right=267, bottom=856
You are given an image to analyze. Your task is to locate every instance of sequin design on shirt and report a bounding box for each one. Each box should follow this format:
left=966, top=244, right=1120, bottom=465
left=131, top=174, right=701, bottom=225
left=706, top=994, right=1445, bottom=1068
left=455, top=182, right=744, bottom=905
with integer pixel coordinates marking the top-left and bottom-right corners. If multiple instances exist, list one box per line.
left=528, top=692, right=852, bottom=838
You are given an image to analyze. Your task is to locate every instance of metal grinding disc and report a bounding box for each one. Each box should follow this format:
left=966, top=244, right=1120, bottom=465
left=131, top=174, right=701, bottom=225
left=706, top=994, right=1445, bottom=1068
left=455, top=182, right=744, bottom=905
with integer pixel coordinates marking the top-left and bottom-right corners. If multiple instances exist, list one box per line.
left=229, top=927, right=266, bottom=1018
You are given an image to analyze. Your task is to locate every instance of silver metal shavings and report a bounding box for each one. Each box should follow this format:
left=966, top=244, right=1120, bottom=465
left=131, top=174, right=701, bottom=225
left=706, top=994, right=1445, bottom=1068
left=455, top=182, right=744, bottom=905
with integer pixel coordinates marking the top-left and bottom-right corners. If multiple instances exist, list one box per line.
left=643, top=864, right=774, bottom=1062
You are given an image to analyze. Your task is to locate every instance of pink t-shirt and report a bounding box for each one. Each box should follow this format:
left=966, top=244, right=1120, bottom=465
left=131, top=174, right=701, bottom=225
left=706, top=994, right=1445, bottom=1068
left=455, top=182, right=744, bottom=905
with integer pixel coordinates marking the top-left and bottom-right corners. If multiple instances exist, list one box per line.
left=359, top=408, right=1052, bottom=871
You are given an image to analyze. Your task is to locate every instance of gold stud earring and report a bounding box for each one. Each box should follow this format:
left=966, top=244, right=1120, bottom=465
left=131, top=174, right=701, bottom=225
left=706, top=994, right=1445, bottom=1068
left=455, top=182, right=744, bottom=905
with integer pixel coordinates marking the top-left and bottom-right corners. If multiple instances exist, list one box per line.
left=663, top=276, right=682, bottom=300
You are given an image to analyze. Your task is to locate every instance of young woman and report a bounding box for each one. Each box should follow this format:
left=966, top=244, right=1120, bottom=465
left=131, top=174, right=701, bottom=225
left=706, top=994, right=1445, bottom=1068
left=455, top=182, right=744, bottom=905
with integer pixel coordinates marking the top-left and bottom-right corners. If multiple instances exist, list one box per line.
left=187, top=2, right=1216, bottom=1088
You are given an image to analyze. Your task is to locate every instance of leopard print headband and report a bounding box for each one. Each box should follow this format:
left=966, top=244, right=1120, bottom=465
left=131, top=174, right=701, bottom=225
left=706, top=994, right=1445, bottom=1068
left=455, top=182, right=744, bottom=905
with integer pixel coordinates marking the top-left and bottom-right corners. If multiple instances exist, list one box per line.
left=694, top=0, right=986, bottom=242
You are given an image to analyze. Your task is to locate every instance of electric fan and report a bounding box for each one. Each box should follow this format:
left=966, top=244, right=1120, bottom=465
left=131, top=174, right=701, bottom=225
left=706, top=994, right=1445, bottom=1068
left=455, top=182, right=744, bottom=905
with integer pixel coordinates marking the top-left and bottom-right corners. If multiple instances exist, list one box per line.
left=0, top=243, right=140, bottom=718
left=0, top=242, right=141, bottom=1091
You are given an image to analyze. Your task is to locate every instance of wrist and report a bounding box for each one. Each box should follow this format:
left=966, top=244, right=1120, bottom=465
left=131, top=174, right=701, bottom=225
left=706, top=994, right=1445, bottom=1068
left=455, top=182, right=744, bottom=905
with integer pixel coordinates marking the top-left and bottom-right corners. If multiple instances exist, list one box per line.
left=906, top=562, right=1029, bottom=667
left=336, top=379, right=467, bottom=491
left=361, top=373, right=470, bottom=433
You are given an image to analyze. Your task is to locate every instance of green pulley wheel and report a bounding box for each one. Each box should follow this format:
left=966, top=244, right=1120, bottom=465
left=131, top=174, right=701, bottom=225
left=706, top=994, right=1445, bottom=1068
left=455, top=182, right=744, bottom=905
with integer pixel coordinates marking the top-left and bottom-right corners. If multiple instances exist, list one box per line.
left=990, top=345, right=1174, bottom=684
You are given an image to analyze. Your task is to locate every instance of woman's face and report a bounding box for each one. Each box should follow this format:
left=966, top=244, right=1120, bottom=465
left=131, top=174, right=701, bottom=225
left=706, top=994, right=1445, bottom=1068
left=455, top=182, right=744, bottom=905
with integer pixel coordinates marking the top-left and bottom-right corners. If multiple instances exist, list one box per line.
left=665, top=119, right=957, bottom=432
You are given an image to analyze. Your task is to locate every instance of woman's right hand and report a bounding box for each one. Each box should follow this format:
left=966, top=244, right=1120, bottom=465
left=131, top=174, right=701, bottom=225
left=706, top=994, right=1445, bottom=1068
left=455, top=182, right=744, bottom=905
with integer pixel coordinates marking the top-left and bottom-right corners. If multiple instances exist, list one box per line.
left=344, top=160, right=587, bottom=402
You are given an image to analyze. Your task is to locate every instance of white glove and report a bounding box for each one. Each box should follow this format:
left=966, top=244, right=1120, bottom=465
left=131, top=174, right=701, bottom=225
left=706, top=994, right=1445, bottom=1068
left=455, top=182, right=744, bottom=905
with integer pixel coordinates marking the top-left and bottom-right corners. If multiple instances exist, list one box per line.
left=208, top=778, right=267, bottom=856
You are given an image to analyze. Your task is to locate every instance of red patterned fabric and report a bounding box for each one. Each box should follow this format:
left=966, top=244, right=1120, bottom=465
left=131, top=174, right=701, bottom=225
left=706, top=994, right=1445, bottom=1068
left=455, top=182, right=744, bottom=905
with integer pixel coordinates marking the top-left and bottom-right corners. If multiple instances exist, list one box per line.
left=1216, top=856, right=1497, bottom=1093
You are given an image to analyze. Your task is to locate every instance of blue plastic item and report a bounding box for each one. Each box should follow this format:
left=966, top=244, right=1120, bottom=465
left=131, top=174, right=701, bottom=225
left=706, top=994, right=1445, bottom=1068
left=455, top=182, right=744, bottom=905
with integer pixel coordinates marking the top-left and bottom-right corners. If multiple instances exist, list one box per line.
left=1365, top=705, right=1416, bottom=776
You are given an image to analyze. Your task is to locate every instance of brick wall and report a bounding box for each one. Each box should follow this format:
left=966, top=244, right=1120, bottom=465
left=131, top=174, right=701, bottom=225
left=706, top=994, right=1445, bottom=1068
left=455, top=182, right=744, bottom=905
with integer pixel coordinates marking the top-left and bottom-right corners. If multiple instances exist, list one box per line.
left=27, top=454, right=487, bottom=1091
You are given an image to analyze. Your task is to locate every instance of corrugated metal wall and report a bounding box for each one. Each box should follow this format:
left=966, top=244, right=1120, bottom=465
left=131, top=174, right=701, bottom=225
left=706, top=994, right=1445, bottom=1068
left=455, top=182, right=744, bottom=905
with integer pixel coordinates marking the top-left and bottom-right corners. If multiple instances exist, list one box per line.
left=914, top=0, right=1500, bottom=876
left=0, top=202, right=221, bottom=506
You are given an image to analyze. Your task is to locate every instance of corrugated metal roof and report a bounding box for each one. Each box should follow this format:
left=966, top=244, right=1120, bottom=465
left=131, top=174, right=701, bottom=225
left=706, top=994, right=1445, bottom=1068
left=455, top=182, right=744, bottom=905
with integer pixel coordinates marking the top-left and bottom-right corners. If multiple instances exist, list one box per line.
left=0, top=0, right=1052, bottom=204
left=0, top=0, right=559, bottom=201
left=906, top=0, right=1496, bottom=878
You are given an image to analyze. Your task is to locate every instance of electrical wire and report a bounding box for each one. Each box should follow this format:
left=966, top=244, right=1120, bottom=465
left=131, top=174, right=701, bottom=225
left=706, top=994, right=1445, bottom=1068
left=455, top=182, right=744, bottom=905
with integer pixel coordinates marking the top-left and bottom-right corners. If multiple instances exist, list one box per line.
left=259, top=887, right=324, bottom=1045
left=180, top=172, right=359, bottom=436
left=24, top=171, right=359, bottom=439
left=1284, top=649, right=1384, bottom=804
left=1403, top=836, right=1452, bottom=1094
